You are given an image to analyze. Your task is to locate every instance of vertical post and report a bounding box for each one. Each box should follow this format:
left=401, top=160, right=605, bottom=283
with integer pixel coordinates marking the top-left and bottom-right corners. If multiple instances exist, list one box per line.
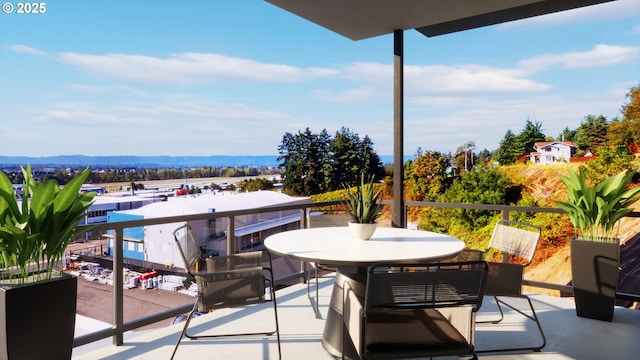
left=300, top=208, right=309, bottom=229
left=393, top=29, right=405, bottom=228
left=112, top=228, right=124, bottom=346
left=227, top=216, right=235, bottom=256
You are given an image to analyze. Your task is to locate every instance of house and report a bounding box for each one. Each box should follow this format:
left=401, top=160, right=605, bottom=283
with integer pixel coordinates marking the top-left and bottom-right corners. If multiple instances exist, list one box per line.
left=529, top=141, right=577, bottom=164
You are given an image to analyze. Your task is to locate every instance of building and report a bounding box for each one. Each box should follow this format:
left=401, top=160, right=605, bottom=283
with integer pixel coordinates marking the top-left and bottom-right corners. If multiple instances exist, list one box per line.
left=106, top=191, right=311, bottom=267
left=529, top=141, right=577, bottom=164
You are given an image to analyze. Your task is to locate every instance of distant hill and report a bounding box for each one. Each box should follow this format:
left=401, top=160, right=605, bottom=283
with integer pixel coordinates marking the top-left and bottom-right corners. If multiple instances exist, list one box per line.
left=0, top=155, right=280, bottom=168
left=0, top=155, right=403, bottom=168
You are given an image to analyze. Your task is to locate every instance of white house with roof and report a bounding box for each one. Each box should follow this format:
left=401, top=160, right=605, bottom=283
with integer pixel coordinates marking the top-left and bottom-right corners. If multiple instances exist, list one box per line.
left=106, top=191, right=311, bottom=267
left=529, top=141, right=577, bottom=164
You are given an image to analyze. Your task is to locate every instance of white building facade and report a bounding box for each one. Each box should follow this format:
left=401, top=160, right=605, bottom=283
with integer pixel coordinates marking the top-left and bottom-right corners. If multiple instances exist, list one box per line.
left=107, top=191, right=311, bottom=268
left=529, top=141, right=577, bottom=164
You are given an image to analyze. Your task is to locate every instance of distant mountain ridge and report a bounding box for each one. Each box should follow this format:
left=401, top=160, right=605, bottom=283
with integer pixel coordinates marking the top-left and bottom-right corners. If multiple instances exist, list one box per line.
left=0, top=155, right=281, bottom=168
left=0, top=155, right=402, bottom=168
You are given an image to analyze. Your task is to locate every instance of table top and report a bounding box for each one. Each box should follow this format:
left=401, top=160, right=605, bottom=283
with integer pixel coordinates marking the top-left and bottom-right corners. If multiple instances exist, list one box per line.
left=264, top=226, right=464, bottom=266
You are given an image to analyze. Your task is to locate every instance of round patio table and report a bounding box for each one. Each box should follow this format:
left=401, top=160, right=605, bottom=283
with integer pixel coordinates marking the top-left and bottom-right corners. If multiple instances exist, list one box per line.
left=264, top=226, right=465, bottom=358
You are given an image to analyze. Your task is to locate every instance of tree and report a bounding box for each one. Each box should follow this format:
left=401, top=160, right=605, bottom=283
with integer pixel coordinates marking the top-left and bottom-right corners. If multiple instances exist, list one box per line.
left=454, top=141, right=476, bottom=172
left=558, top=127, right=576, bottom=143
left=277, top=127, right=385, bottom=196
left=238, top=178, right=274, bottom=192
left=575, top=115, right=609, bottom=153
left=357, top=135, right=385, bottom=184
left=621, top=83, right=640, bottom=122
left=406, top=151, right=451, bottom=201
left=277, top=128, right=327, bottom=196
left=584, top=145, right=636, bottom=182
left=607, top=84, right=640, bottom=147
left=477, top=149, right=492, bottom=166
left=440, top=167, right=512, bottom=228
left=325, top=127, right=360, bottom=191
left=515, top=119, right=546, bottom=155
left=492, top=129, right=518, bottom=165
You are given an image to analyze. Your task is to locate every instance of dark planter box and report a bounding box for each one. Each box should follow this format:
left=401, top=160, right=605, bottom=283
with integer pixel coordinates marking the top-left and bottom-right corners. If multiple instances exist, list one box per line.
left=571, top=237, right=619, bottom=322
left=0, top=274, right=77, bottom=360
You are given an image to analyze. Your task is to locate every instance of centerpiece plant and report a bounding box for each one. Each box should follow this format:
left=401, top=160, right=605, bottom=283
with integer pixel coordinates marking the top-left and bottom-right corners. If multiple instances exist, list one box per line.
left=556, top=166, right=640, bottom=322
left=342, top=174, right=383, bottom=239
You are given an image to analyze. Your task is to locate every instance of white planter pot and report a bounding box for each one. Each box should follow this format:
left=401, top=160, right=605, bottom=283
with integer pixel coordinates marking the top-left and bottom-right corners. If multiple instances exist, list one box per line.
left=348, top=221, right=377, bottom=240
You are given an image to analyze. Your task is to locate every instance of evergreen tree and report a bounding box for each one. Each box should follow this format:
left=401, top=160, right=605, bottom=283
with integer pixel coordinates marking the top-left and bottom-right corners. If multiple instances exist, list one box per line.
left=492, top=129, right=518, bottom=165
left=515, top=119, right=546, bottom=154
left=277, top=128, right=327, bottom=196
left=325, top=127, right=359, bottom=191
left=277, top=127, right=384, bottom=195
left=558, top=127, right=576, bottom=142
left=477, top=149, right=492, bottom=166
left=575, top=115, right=609, bottom=153
left=357, top=135, right=385, bottom=184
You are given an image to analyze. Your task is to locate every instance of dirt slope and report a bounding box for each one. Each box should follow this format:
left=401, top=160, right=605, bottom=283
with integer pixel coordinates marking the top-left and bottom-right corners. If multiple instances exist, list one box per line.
left=508, top=164, right=640, bottom=297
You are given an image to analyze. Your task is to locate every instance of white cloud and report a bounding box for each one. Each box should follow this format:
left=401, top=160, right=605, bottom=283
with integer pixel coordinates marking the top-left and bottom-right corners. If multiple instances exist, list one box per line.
left=405, top=64, right=549, bottom=94
left=321, top=61, right=549, bottom=103
left=519, top=44, right=639, bottom=72
left=57, top=52, right=335, bottom=85
left=6, top=44, right=47, bottom=56
left=35, top=110, right=158, bottom=127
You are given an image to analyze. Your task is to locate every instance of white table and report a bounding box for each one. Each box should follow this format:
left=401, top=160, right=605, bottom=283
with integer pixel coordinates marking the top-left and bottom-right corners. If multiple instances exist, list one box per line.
left=264, top=226, right=465, bottom=358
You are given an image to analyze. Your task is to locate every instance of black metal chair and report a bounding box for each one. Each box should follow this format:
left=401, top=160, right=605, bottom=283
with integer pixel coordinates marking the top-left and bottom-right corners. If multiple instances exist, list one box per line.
left=465, top=219, right=547, bottom=353
left=170, top=225, right=281, bottom=359
left=342, top=261, right=488, bottom=360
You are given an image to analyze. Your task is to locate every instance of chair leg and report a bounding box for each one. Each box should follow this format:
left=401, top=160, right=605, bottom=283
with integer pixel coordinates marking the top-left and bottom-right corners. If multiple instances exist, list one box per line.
left=306, top=262, right=321, bottom=318
left=476, top=295, right=547, bottom=353
left=477, top=296, right=505, bottom=324
left=170, top=303, right=199, bottom=360
left=172, top=297, right=282, bottom=359
left=269, top=279, right=282, bottom=360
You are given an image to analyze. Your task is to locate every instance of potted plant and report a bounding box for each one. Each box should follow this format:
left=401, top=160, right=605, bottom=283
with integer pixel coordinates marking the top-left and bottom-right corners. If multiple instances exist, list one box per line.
left=556, top=166, right=640, bottom=321
left=342, top=174, right=384, bottom=240
left=0, top=165, right=96, bottom=359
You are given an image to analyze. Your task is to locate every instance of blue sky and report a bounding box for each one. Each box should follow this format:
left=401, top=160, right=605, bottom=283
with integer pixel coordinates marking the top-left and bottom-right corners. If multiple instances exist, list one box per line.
left=1, top=1, right=638, bottom=158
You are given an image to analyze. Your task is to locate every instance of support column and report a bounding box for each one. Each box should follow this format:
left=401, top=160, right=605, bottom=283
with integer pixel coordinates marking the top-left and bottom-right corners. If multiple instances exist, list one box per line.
left=393, top=29, right=405, bottom=228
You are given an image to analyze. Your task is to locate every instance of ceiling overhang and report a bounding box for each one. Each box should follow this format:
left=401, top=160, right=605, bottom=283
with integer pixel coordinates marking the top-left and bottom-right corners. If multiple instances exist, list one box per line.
left=266, top=0, right=616, bottom=40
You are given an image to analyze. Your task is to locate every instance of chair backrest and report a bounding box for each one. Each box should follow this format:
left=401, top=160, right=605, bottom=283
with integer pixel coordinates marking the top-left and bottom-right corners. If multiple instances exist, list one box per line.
left=173, top=225, right=202, bottom=276
left=198, top=252, right=268, bottom=312
left=488, top=220, right=541, bottom=265
left=365, top=261, right=488, bottom=311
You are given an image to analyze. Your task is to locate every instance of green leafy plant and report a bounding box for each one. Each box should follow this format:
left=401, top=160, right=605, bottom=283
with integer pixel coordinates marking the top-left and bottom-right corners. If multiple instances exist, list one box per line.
left=342, top=174, right=384, bottom=224
left=556, top=166, right=640, bottom=241
left=0, top=165, right=96, bottom=285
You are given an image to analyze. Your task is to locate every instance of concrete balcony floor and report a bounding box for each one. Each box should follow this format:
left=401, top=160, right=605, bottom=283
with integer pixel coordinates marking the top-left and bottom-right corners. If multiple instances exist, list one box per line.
left=72, top=275, right=640, bottom=360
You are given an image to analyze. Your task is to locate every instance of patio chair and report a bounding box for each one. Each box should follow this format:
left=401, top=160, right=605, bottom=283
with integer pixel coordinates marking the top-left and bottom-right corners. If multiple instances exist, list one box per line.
left=170, top=225, right=281, bottom=360
left=342, top=261, right=488, bottom=360
left=466, top=219, right=547, bottom=353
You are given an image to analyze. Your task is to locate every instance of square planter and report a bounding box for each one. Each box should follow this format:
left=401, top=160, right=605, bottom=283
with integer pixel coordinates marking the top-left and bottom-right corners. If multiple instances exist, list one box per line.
left=571, top=237, right=619, bottom=322
left=0, top=274, right=77, bottom=360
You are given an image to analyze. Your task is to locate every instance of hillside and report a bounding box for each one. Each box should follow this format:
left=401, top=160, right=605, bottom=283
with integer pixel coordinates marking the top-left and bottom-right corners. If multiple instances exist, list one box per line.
left=501, top=164, right=640, bottom=297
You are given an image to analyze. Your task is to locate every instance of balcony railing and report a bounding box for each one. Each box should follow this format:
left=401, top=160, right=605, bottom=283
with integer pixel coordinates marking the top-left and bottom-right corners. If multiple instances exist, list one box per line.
left=72, top=199, right=639, bottom=349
